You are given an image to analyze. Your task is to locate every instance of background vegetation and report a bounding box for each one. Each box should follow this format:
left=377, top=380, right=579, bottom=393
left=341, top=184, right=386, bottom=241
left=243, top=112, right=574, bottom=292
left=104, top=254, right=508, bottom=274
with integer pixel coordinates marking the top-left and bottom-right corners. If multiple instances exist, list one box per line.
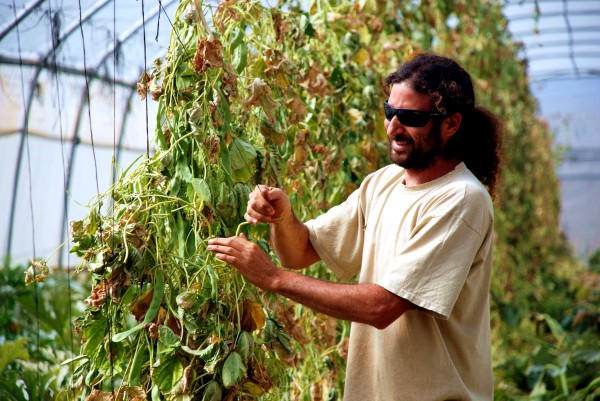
left=2, top=0, right=599, bottom=400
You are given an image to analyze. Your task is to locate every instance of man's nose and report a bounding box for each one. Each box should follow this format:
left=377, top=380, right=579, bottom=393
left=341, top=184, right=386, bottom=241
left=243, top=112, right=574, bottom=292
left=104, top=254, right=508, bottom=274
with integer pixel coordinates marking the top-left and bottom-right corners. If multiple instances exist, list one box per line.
left=386, top=117, right=401, bottom=136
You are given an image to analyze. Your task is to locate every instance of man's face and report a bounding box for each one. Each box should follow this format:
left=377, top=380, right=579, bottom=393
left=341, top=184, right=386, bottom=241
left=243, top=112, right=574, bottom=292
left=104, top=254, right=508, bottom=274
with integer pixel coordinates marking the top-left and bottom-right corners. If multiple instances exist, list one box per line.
left=384, top=82, right=444, bottom=170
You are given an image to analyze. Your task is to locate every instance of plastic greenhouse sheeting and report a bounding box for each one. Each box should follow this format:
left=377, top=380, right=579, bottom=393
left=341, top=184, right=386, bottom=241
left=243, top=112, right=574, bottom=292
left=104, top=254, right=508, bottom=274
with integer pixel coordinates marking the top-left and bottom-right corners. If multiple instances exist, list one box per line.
left=2, top=0, right=598, bottom=269
left=0, top=0, right=180, bottom=268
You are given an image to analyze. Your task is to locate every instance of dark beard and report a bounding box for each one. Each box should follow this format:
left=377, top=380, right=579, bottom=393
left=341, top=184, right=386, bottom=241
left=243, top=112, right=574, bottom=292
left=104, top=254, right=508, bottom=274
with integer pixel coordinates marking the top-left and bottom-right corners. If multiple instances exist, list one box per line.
left=389, top=122, right=443, bottom=170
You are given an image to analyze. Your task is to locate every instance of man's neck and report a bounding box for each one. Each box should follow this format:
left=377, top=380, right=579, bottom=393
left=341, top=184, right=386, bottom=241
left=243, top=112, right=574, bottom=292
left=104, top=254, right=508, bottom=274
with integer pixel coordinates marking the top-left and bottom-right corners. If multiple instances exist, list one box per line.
left=403, top=158, right=461, bottom=187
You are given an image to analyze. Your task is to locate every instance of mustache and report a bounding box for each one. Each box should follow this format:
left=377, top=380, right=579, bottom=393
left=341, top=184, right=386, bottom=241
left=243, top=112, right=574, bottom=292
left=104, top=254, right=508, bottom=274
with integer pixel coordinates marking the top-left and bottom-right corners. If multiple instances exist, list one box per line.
left=390, top=134, right=413, bottom=143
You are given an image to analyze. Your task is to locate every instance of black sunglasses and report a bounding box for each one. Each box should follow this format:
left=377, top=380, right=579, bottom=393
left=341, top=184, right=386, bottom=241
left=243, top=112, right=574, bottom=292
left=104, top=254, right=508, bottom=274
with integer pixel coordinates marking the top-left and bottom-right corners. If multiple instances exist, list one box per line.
left=383, top=100, right=444, bottom=127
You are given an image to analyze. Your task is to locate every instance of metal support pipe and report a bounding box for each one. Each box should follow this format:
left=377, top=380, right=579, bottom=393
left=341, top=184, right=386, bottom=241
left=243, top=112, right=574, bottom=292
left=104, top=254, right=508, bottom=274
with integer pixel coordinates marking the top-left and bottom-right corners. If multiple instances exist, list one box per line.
left=0, top=0, right=45, bottom=42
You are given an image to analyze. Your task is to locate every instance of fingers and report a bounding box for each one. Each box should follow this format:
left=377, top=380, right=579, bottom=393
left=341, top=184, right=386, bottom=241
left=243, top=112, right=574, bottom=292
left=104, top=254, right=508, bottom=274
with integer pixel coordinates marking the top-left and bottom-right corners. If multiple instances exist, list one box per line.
left=207, top=236, right=262, bottom=270
left=207, top=236, right=248, bottom=251
left=207, top=237, right=242, bottom=264
left=246, top=185, right=276, bottom=223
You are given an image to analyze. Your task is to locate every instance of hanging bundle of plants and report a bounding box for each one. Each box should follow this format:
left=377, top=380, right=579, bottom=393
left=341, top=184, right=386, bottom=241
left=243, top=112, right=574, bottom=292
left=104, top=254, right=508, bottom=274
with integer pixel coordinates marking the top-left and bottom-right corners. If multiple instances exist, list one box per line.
left=59, top=0, right=394, bottom=399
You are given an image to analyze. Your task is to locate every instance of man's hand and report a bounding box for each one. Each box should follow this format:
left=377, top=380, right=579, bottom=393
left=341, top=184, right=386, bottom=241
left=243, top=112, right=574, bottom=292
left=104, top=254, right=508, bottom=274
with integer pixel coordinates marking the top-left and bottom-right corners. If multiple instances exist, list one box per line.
left=245, top=185, right=291, bottom=224
left=207, top=234, right=281, bottom=292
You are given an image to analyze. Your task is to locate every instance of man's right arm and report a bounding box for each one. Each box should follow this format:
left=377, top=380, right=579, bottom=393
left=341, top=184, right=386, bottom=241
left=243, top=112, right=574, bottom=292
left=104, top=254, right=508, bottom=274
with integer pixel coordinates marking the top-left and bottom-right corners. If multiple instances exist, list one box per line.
left=269, top=211, right=320, bottom=269
left=245, top=185, right=320, bottom=269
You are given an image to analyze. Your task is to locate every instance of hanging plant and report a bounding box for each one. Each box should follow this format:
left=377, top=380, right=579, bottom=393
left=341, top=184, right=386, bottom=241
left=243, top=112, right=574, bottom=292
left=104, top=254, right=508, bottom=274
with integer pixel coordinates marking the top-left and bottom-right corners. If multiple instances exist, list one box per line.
left=56, top=0, right=395, bottom=398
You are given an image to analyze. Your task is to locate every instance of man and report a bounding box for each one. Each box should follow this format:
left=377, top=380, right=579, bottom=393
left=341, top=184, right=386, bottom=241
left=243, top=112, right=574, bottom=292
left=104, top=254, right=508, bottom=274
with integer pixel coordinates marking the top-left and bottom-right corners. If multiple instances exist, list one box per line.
left=208, top=53, right=502, bottom=400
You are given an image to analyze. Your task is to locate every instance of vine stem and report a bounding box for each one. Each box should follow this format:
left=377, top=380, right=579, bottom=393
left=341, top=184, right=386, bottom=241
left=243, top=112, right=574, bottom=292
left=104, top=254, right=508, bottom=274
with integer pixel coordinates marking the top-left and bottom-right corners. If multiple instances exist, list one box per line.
left=194, top=0, right=213, bottom=40
left=235, top=221, right=250, bottom=237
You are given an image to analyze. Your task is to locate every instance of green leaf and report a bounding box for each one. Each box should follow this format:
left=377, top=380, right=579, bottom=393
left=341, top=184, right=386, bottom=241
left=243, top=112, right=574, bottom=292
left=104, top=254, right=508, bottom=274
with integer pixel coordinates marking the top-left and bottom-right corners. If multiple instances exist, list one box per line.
left=151, top=385, right=160, bottom=401
left=301, top=14, right=316, bottom=37
left=159, top=326, right=181, bottom=349
left=236, top=331, right=254, bottom=360
left=201, top=381, right=223, bottom=401
left=539, top=313, right=565, bottom=340
left=262, top=318, right=292, bottom=353
left=83, top=315, right=108, bottom=356
left=229, top=138, right=257, bottom=183
left=176, top=291, right=197, bottom=309
left=221, top=351, right=246, bottom=388
left=175, top=64, right=197, bottom=90
left=219, top=137, right=232, bottom=178
left=215, top=88, right=232, bottom=130
left=192, top=178, right=212, bottom=204
left=176, top=158, right=193, bottom=183
left=153, top=357, right=184, bottom=392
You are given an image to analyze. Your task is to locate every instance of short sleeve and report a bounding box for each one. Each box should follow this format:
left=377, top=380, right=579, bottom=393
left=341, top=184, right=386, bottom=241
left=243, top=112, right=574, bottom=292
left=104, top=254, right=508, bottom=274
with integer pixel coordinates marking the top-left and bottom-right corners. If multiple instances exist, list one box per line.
left=377, top=196, right=490, bottom=319
left=305, top=189, right=365, bottom=280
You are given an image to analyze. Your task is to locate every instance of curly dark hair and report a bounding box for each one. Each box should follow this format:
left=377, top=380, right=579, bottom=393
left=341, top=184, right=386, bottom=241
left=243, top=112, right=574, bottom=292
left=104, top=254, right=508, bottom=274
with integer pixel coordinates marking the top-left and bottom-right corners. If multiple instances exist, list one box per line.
left=383, top=53, right=503, bottom=196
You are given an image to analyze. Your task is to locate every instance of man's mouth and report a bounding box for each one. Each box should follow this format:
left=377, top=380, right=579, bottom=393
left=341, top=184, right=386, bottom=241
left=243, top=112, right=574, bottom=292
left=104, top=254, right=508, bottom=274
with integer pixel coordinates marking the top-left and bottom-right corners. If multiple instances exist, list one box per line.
left=391, top=135, right=412, bottom=148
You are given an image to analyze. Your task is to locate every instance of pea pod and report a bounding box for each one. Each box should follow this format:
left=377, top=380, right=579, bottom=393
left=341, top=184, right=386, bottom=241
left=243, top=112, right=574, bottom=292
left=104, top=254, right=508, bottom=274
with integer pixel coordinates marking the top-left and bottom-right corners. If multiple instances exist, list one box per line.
left=127, top=339, right=146, bottom=385
left=206, top=264, right=218, bottom=302
left=235, top=41, right=248, bottom=73
left=229, top=26, right=245, bottom=50
left=113, top=272, right=165, bottom=342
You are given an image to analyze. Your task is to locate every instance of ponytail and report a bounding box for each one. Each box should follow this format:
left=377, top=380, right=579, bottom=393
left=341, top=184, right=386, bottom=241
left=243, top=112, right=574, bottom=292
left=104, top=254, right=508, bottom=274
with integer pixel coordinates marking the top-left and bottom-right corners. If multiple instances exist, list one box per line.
left=445, top=106, right=503, bottom=197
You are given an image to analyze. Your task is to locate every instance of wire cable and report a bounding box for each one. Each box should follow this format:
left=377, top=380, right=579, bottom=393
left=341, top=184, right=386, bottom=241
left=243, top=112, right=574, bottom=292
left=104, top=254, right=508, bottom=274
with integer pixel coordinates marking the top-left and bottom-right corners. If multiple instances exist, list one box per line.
left=77, top=0, right=101, bottom=198
left=47, top=0, right=76, bottom=383
left=11, top=0, right=40, bottom=397
left=77, top=0, right=115, bottom=392
left=142, top=0, right=150, bottom=157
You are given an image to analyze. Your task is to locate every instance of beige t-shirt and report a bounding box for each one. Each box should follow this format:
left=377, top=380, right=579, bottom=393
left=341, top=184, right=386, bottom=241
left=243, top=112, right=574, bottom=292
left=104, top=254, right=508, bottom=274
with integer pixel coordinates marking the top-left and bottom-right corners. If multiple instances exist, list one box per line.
left=305, top=163, right=494, bottom=401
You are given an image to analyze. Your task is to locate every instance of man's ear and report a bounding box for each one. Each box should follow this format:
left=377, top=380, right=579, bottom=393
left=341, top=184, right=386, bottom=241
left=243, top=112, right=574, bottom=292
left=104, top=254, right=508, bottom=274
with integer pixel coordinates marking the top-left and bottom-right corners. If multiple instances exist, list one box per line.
left=441, top=112, right=462, bottom=139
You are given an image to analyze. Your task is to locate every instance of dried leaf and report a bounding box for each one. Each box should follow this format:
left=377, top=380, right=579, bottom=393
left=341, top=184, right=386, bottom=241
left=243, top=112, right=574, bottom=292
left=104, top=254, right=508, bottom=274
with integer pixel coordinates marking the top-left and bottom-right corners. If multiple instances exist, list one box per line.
left=221, top=63, right=238, bottom=96
left=265, top=50, right=292, bottom=90
left=213, top=2, right=241, bottom=32
left=260, top=118, right=285, bottom=146
left=115, top=386, right=145, bottom=401
left=300, top=64, right=331, bottom=98
left=130, top=288, right=154, bottom=321
left=193, top=37, right=224, bottom=75
left=287, top=129, right=309, bottom=175
left=337, top=336, right=349, bottom=360
left=353, top=48, right=370, bottom=65
left=86, top=389, right=114, bottom=401
left=24, top=259, right=49, bottom=286
left=347, top=108, right=364, bottom=127
left=136, top=71, right=150, bottom=100
left=241, top=299, right=266, bottom=332
left=284, top=96, right=307, bottom=125
left=85, top=280, right=108, bottom=309
left=245, top=362, right=274, bottom=395
left=243, top=78, right=279, bottom=123
left=272, top=12, right=290, bottom=43
left=149, top=77, right=163, bottom=100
